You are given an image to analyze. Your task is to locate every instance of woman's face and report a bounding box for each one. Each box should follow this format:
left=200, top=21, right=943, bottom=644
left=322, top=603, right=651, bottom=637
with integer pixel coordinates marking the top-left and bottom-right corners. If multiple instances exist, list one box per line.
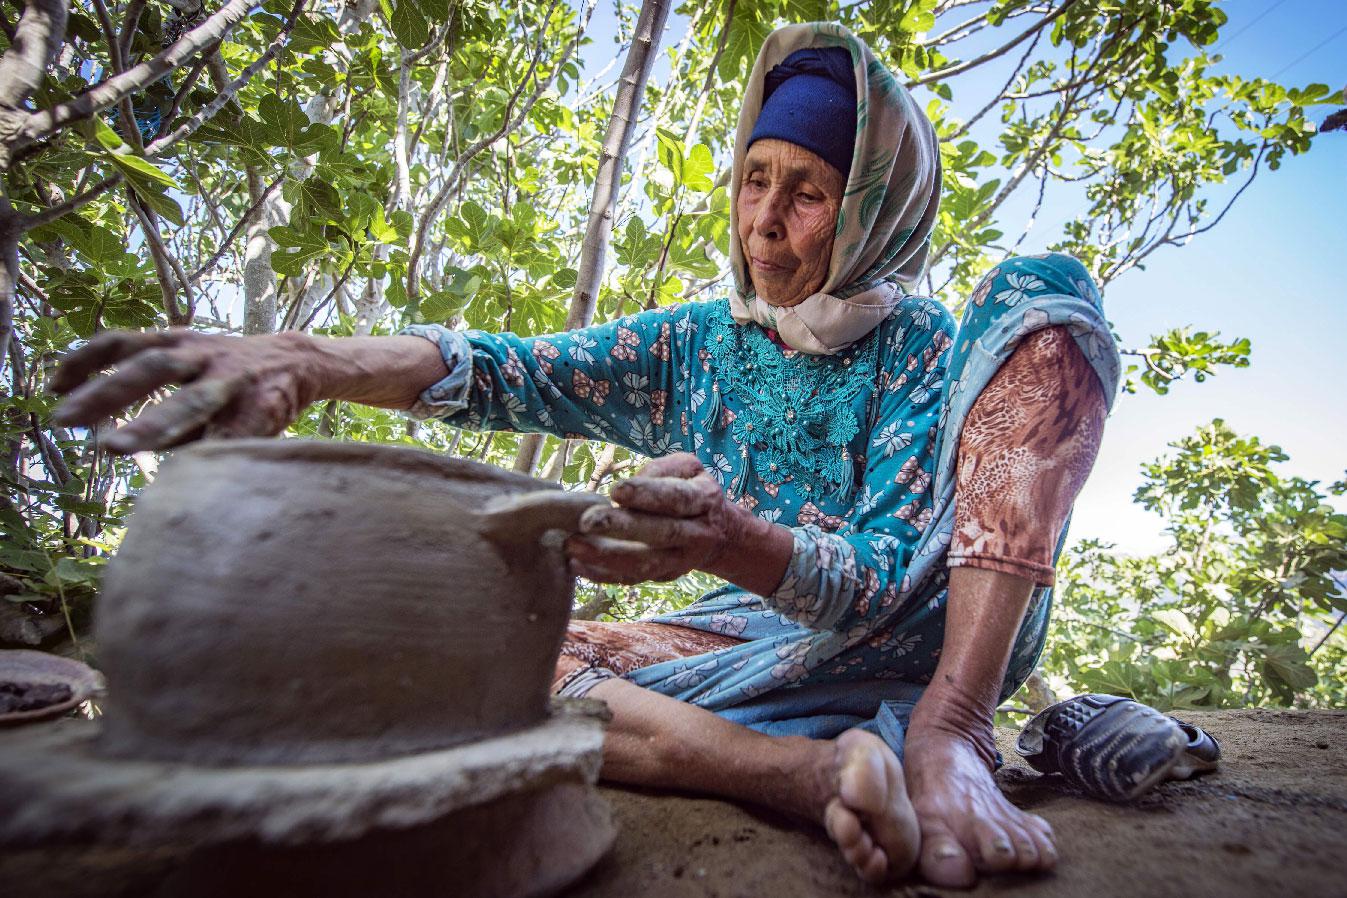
left=736, top=138, right=845, bottom=308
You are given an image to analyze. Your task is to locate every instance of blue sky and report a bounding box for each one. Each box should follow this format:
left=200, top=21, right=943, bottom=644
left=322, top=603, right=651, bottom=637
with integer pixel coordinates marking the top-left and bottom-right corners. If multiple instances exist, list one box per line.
left=1044, top=0, right=1346, bottom=553
left=579, top=0, right=1345, bottom=554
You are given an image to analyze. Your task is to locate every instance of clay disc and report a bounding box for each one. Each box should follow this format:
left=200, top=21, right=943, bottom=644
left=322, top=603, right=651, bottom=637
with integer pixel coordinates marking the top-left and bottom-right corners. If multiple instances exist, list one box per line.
left=0, top=700, right=607, bottom=849
left=155, top=781, right=615, bottom=898
left=0, top=650, right=102, bottom=727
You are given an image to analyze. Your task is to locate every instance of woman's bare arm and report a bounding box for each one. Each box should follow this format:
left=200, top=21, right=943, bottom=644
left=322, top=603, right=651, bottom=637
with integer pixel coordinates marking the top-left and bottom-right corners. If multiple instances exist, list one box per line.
left=51, top=330, right=448, bottom=453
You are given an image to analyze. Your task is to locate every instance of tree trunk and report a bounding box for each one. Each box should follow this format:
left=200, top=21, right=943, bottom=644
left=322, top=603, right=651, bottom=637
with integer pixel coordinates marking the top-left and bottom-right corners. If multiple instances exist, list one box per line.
left=242, top=166, right=285, bottom=334
left=513, top=0, right=671, bottom=475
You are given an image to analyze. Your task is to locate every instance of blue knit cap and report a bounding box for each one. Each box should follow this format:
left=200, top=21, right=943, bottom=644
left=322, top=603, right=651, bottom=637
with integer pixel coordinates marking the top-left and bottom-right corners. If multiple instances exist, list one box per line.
left=747, top=47, right=857, bottom=180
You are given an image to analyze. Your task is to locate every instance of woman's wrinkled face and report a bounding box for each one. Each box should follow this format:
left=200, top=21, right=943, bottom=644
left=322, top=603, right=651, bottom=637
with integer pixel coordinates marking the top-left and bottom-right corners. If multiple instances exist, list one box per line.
left=736, top=138, right=845, bottom=308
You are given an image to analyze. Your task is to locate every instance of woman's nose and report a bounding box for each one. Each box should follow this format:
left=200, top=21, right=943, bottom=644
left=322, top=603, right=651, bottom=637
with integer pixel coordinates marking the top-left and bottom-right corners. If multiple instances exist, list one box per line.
left=752, top=191, right=787, bottom=239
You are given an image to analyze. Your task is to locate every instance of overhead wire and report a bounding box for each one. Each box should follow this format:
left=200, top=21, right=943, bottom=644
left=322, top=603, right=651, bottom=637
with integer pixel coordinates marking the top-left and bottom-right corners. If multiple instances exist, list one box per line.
left=1212, top=0, right=1291, bottom=52
left=1269, top=21, right=1347, bottom=79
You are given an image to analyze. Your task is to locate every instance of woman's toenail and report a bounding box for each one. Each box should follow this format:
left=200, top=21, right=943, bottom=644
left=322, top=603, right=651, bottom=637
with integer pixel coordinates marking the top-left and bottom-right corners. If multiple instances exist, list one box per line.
left=935, top=845, right=962, bottom=860
left=993, top=838, right=1013, bottom=854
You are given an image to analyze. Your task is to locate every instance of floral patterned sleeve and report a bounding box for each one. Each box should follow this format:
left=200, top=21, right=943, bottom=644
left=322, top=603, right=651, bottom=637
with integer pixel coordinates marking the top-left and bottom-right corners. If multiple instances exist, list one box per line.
left=400, top=304, right=696, bottom=456
left=767, top=299, right=957, bottom=635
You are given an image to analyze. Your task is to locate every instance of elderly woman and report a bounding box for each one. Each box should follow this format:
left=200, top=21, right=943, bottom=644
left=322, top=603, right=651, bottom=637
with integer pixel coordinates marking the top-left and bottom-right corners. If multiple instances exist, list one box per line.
left=53, top=24, right=1118, bottom=889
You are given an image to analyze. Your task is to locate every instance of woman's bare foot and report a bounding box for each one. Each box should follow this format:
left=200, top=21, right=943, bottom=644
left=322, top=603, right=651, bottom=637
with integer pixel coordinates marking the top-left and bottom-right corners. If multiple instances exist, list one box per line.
left=815, top=729, right=921, bottom=884
left=904, top=725, right=1057, bottom=887
left=580, top=678, right=919, bottom=885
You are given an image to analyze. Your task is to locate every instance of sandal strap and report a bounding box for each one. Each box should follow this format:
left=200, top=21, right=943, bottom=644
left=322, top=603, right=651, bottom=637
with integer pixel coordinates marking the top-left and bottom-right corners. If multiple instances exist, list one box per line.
left=1015, top=693, right=1188, bottom=801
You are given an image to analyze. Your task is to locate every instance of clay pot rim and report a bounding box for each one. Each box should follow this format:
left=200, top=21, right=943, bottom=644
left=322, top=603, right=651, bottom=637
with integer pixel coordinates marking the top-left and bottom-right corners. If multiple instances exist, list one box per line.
left=182, top=438, right=555, bottom=491
left=0, top=703, right=606, bottom=848
left=0, top=650, right=103, bottom=727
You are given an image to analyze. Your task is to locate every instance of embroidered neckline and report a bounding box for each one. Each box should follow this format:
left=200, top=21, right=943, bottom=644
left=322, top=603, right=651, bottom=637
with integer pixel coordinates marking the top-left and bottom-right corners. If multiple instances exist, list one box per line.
left=702, top=300, right=880, bottom=500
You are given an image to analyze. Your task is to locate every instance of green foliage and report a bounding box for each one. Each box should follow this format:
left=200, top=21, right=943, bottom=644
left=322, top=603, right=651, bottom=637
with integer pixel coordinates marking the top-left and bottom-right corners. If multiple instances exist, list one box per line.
left=1121, top=328, right=1251, bottom=395
left=0, top=1, right=1331, bottom=650
left=1043, top=421, right=1347, bottom=710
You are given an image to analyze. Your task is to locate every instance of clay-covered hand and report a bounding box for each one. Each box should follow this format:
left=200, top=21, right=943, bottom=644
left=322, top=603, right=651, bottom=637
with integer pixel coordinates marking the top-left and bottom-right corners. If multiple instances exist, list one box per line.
left=50, top=329, right=330, bottom=454
left=50, top=329, right=448, bottom=454
left=566, top=453, right=749, bottom=585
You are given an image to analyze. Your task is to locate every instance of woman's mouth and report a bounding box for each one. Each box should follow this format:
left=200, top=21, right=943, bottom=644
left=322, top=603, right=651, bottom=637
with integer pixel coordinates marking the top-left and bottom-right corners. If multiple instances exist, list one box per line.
left=750, top=255, right=792, bottom=273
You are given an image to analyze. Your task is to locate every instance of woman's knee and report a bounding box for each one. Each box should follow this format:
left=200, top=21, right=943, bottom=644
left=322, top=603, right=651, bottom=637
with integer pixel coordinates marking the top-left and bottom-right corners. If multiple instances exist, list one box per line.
left=965, top=326, right=1106, bottom=449
left=964, top=252, right=1101, bottom=325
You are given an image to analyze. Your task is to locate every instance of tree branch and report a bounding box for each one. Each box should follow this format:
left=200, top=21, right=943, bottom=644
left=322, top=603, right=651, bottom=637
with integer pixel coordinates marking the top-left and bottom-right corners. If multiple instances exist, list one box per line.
left=513, top=0, right=670, bottom=475
left=118, top=0, right=149, bottom=63
left=13, top=0, right=260, bottom=159
left=0, top=0, right=66, bottom=110
left=907, top=0, right=1076, bottom=88
left=1103, top=141, right=1268, bottom=284
left=145, top=0, right=308, bottom=158
left=683, top=0, right=735, bottom=146
left=188, top=174, right=283, bottom=284
left=129, top=192, right=194, bottom=325
left=944, top=28, right=1042, bottom=143
left=21, top=174, right=124, bottom=230
left=406, top=0, right=587, bottom=305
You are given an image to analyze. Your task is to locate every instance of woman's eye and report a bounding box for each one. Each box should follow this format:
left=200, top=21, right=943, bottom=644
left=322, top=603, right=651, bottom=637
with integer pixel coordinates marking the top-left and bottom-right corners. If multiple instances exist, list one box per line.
left=796, top=192, right=820, bottom=203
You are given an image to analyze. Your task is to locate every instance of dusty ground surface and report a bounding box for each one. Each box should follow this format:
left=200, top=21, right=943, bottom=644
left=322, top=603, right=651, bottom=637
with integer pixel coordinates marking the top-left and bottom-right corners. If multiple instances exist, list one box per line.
left=568, top=709, right=1347, bottom=898
left=2, top=709, right=1343, bottom=897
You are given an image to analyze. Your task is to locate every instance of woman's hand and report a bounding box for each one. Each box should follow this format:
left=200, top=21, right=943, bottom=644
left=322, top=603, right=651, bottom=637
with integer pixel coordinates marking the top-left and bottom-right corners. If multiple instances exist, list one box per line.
left=50, top=329, right=448, bottom=454
left=567, top=453, right=793, bottom=594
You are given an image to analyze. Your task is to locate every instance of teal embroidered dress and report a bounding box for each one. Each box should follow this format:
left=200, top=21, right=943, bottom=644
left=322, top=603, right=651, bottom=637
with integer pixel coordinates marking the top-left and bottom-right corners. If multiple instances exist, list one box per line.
left=405, top=253, right=1121, bottom=758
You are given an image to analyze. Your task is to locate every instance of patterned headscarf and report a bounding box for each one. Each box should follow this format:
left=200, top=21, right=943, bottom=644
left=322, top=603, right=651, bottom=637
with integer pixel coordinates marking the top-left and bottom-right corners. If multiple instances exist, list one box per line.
left=729, top=23, right=942, bottom=355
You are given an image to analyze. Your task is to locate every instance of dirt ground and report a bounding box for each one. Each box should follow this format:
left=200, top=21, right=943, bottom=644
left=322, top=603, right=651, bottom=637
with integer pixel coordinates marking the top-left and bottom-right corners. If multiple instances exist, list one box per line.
left=568, top=709, right=1347, bottom=898
left=2, top=709, right=1343, bottom=897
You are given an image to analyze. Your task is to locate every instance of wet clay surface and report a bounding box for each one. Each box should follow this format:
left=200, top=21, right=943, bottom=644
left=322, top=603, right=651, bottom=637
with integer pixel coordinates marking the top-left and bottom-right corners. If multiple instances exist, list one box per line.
left=0, top=682, right=72, bottom=713
left=95, top=439, right=586, bottom=765
left=569, top=710, right=1347, bottom=898
left=0, top=650, right=101, bottom=724
left=0, top=700, right=607, bottom=847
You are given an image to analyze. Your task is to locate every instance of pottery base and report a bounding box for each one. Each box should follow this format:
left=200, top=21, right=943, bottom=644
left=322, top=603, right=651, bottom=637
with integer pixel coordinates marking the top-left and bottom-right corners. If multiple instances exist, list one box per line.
left=154, top=780, right=614, bottom=898
left=0, top=699, right=608, bottom=848
left=0, top=781, right=614, bottom=898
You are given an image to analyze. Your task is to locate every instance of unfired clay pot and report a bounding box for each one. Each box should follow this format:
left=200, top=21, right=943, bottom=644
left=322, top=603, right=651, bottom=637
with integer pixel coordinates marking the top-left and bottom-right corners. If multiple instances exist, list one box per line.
left=95, top=438, right=607, bottom=766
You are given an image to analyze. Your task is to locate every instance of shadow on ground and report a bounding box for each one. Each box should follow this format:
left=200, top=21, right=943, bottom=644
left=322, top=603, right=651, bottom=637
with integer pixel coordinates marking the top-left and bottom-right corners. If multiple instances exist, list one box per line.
left=568, top=710, right=1347, bottom=898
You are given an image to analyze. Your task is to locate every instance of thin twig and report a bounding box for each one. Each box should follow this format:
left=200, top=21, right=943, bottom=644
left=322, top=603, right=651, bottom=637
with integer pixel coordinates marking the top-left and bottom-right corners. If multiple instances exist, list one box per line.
left=118, top=0, right=148, bottom=62
left=18, top=0, right=260, bottom=150
left=1309, top=612, right=1346, bottom=657
left=296, top=257, right=357, bottom=331
left=144, top=0, right=308, bottom=158
left=188, top=174, right=283, bottom=284
left=944, top=29, right=1042, bottom=143
left=907, top=0, right=1077, bottom=87
left=406, top=0, right=589, bottom=302
left=128, top=192, right=194, bottom=325
left=22, top=175, right=124, bottom=230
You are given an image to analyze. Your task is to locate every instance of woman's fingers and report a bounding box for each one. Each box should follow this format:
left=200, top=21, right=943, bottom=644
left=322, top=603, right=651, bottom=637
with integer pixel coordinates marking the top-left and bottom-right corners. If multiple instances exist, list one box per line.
left=636, top=451, right=706, bottom=479
left=579, top=505, right=711, bottom=548
left=48, top=330, right=186, bottom=395
left=566, top=535, right=684, bottom=584
left=205, top=381, right=299, bottom=439
left=54, top=346, right=205, bottom=427
left=611, top=473, right=721, bottom=517
left=102, top=376, right=245, bottom=454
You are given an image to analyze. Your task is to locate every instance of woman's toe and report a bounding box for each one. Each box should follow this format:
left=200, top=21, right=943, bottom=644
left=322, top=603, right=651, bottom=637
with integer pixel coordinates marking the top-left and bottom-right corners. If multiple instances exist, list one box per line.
left=827, top=798, right=881, bottom=879
left=973, top=821, right=1018, bottom=873
left=1009, top=830, right=1041, bottom=872
left=1030, top=824, right=1058, bottom=870
left=825, top=798, right=855, bottom=844
left=920, top=830, right=976, bottom=888
left=857, top=846, right=889, bottom=884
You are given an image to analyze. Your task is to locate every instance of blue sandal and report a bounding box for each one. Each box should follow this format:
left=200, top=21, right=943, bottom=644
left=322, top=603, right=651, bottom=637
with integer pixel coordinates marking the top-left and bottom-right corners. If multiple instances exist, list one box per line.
left=1014, top=694, right=1221, bottom=802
